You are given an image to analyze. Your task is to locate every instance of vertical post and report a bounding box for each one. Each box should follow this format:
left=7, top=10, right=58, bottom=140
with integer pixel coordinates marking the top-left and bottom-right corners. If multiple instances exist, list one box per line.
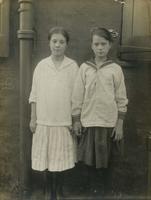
left=119, top=2, right=124, bottom=46
left=0, top=0, right=10, bottom=57
left=17, top=0, right=34, bottom=198
left=148, top=135, right=151, bottom=198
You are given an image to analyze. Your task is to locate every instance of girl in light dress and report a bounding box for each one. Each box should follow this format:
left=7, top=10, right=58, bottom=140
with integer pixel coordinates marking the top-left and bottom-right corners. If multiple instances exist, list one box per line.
left=29, top=27, right=78, bottom=200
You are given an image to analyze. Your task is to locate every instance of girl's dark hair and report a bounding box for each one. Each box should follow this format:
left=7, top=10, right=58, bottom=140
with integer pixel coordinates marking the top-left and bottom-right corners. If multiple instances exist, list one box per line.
left=90, top=27, right=113, bottom=42
left=48, top=26, right=70, bottom=43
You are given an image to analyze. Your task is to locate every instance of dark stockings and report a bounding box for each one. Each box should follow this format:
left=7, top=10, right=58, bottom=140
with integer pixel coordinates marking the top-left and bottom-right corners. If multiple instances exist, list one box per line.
left=85, top=165, right=113, bottom=197
left=97, top=167, right=113, bottom=196
left=43, top=170, right=64, bottom=200
left=85, top=165, right=97, bottom=193
left=57, top=172, right=65, bottom=198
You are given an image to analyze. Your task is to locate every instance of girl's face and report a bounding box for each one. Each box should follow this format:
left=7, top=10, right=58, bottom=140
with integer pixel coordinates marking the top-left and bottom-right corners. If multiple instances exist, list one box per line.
left=91, top=35, right=111, bottom=59
left=49, top=33, right=67, bottom=57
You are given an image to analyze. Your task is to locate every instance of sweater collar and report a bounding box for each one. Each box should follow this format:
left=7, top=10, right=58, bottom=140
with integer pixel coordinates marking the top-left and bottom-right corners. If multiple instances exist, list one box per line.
left=85, top=58, right=114, bottom=69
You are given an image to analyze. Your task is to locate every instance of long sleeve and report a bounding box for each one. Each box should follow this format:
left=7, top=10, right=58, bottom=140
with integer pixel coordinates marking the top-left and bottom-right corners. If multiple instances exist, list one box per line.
left=72, top=65, right=85, bottom=119
left=114, top=67, right=128, bottom=119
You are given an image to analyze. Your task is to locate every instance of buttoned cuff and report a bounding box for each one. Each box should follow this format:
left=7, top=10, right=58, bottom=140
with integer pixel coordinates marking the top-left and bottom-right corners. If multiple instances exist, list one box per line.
left=118, top=111, right=126, bottom=120
left=72, top=114, right=81, bottom=123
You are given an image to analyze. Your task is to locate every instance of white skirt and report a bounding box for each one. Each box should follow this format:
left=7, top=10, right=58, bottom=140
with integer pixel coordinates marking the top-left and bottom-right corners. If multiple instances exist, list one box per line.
left=32, top=125, right=77, bottom=172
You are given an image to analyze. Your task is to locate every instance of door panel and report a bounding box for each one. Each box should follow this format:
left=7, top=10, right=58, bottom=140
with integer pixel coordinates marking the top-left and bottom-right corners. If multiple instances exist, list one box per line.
left=121, top=0, right=151, bottom=61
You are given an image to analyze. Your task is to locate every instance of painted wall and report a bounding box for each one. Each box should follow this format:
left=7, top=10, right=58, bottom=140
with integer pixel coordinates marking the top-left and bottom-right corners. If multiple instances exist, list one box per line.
left=32, top=0, right=122, bottom=66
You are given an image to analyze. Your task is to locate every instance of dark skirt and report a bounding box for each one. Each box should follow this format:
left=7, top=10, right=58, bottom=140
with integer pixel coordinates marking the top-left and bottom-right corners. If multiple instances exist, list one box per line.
left=78, top=127, right=124, bottom=169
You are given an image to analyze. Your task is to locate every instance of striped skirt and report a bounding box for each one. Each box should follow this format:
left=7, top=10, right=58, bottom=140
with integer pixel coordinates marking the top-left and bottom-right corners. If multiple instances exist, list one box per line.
left=32, top=125, right=77, bottom=172
left=78, top=127, right=124, bottom=169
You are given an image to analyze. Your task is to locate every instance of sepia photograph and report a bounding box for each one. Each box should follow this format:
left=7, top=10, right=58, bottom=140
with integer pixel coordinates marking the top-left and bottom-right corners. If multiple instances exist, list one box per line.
left=0, top=0, right=151, bottom=199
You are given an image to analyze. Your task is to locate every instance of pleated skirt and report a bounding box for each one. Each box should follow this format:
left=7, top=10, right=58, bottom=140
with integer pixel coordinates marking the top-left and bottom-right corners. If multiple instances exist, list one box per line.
left=78, top=127, right=124, bottom=169
left=32, top=125, right=77, bottom=172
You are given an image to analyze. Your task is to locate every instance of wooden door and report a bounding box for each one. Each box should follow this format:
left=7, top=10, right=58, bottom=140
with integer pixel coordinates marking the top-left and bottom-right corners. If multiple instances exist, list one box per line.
left=121, top=0, right=151, bottom=61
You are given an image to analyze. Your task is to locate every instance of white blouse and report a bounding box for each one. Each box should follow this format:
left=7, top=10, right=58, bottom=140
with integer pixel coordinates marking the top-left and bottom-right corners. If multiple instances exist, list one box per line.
left=29, top=56, right=79, bottom=126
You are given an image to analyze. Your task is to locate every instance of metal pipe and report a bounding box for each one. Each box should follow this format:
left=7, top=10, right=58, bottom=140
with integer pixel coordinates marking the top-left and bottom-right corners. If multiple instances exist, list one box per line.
left=17, top=0, right=34, bottom=197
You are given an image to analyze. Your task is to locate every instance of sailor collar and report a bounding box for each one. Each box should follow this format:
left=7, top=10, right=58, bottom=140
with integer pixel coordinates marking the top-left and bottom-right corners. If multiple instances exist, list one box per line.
left=85, top=58, right=114, bottom=70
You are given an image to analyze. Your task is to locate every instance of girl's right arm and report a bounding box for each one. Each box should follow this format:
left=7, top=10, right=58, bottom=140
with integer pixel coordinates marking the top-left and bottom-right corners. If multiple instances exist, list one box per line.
left=30, top=102, right=37, bottom=133
left=29, top=66, right=38, bottom=133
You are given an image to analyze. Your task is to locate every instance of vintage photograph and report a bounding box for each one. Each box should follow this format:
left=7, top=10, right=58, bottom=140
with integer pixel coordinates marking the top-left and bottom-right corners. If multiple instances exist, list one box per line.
left=0, top=0, right=151, bottom=199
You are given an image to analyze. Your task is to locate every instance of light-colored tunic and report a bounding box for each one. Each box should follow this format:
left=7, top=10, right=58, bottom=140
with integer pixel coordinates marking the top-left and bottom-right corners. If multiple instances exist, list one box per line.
left=29, top=56, right=79, bottom=171
left=72, top=60, right=128, bottom=127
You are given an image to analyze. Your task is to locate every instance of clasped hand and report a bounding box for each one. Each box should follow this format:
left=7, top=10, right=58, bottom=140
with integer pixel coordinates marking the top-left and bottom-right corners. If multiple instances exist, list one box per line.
left=72, top=121, right=82, bottom=137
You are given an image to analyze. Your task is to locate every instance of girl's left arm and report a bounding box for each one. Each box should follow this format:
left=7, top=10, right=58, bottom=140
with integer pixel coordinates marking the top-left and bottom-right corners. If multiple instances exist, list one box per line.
left=113, top=66, right=128, bottom=141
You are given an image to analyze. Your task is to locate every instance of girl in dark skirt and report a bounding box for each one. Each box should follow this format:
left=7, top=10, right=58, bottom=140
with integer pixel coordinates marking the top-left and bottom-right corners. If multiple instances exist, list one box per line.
left=72, top=27, right=128, bottom=196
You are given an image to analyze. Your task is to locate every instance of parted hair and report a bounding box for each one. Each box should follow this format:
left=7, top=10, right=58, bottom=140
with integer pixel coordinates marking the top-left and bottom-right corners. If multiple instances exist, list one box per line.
left=90, top=27, right=113, bottom=42
left=48, top=26, right=70, bottom=43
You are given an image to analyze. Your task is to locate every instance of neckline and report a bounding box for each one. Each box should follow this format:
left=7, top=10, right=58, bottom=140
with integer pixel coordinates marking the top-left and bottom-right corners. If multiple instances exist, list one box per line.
left=47, top=55, right=74, bottom=71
